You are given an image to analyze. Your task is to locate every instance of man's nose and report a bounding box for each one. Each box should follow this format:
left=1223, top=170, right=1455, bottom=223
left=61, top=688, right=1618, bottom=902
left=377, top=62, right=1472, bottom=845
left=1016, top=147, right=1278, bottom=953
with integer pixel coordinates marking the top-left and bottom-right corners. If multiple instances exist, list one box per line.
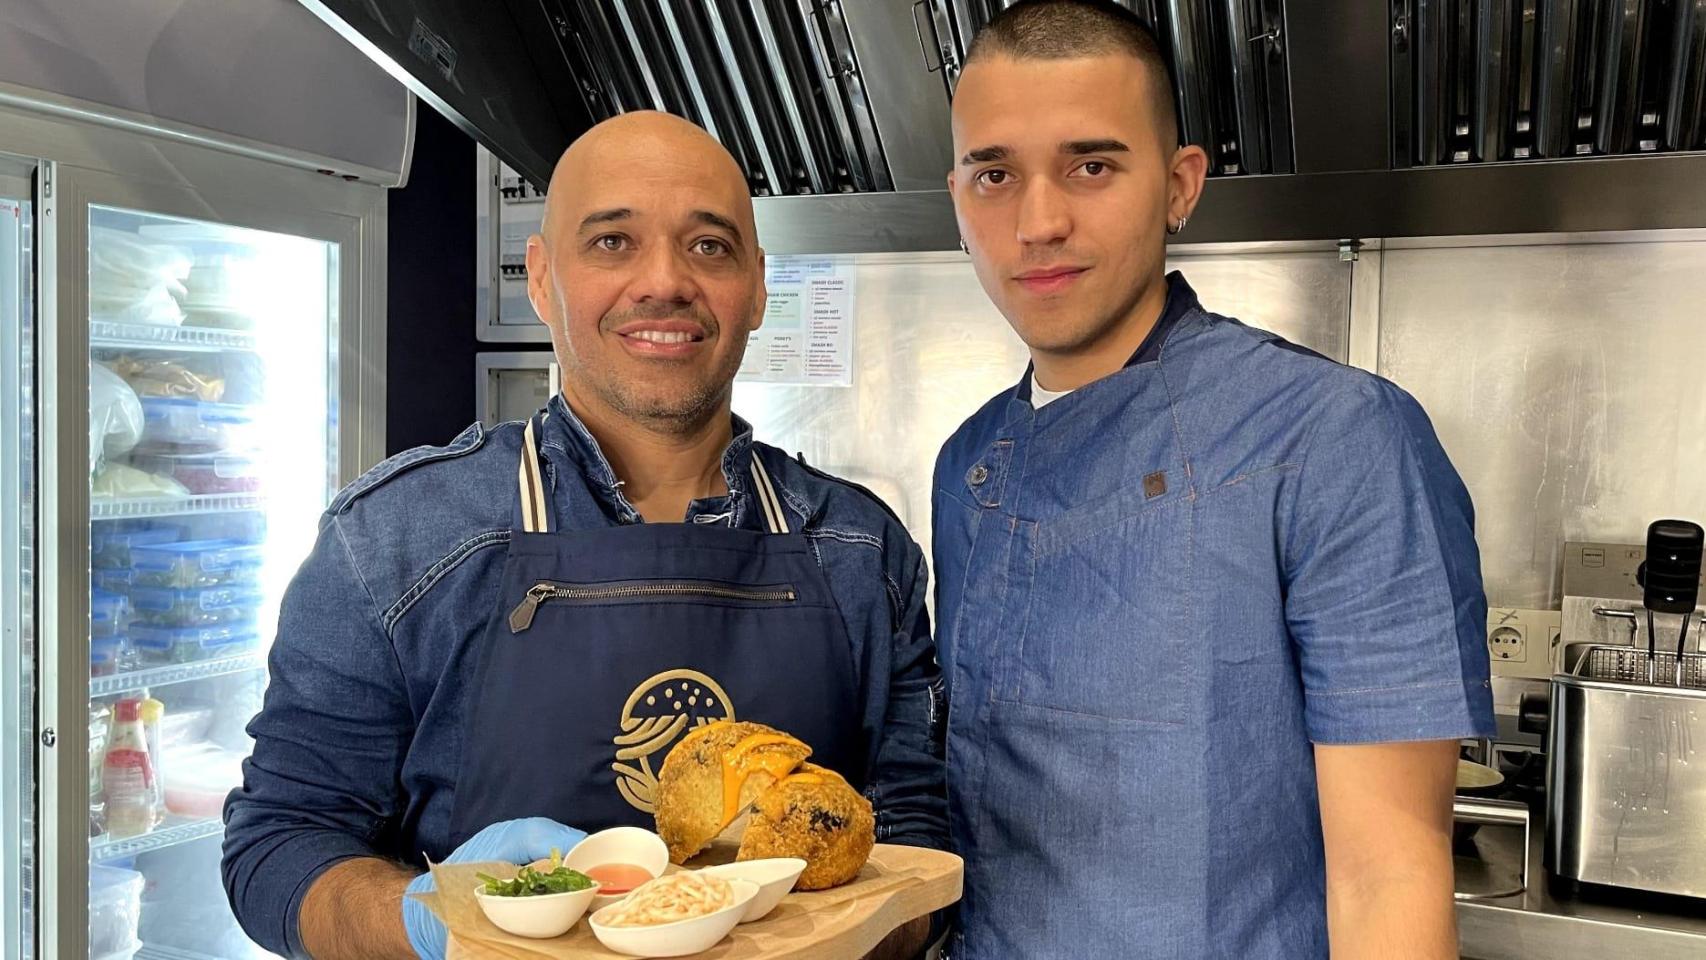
left=629, top=241, right=699, bottom=305
left=1015, top=178, right=1073, bottom=248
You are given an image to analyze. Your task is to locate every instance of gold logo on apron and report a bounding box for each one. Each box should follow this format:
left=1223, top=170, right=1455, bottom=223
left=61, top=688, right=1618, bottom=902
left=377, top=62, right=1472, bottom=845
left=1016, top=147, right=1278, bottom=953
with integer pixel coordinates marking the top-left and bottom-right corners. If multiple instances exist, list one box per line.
left=613, top=669, right=735, bottom=813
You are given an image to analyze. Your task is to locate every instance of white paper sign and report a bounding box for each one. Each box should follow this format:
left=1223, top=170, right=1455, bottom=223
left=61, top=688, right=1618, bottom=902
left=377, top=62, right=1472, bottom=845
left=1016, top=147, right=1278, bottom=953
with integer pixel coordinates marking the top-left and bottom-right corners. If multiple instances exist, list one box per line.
left=737, top=257, right=856, bottom=387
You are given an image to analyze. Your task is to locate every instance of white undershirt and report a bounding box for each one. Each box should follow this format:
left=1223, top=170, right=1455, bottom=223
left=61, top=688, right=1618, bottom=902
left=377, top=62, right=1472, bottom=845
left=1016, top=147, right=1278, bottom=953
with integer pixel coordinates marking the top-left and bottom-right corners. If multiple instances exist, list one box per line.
left=1030, top=373, right=1073, bottom=409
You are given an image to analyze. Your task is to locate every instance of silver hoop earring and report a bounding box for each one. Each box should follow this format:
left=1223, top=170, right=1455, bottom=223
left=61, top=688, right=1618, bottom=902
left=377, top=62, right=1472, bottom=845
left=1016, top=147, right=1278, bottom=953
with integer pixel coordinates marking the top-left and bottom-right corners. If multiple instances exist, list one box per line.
left=1167, top=216, right=1188, bottom=236
left=958, top=237, right=969, bottom=254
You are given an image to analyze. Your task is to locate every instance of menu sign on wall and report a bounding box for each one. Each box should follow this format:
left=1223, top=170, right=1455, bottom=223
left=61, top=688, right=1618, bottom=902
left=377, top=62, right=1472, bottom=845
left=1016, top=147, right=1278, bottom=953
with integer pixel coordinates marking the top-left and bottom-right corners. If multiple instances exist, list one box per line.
left=737, top=257, right=856, bottom=387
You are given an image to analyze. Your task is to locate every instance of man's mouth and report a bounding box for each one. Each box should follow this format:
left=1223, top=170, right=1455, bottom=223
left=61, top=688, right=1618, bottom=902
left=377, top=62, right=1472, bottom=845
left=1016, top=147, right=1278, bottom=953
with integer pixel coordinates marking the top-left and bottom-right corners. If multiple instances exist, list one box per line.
left=1014, top=266, right=1089, bottom=294
left=611, top=319, right=710, bottom=357
left=625, top=329, right=702, bottom=344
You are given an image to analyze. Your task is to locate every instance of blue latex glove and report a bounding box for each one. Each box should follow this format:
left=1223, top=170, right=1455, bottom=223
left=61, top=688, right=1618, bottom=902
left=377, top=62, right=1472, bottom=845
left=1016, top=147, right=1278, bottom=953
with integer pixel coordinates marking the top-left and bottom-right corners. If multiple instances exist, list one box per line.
left=403, top=817, right=588, bottom=959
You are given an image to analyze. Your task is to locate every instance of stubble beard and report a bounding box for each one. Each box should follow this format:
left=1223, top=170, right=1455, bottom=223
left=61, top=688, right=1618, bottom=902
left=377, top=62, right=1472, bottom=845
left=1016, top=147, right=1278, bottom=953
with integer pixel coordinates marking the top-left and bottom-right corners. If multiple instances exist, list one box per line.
left=562, top=311, right=750, bottom=437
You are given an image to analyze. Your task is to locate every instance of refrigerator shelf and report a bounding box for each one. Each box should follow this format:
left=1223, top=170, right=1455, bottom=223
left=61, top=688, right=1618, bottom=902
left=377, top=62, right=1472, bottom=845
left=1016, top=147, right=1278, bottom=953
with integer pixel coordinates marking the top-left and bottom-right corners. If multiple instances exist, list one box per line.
left=92, top=493, right=264, bottom=520
left=91, top=651, right=267, bottom=698
left=91, top=817, right=222, bottom=863
left=91, top=320, right=258, bottom=354
left=137, top=945, right=229, bottom=960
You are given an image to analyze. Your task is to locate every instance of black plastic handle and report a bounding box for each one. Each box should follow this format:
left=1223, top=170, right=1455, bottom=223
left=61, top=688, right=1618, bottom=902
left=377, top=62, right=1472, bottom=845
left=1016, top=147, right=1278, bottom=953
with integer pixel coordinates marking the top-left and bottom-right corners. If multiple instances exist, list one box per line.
left=1518, top=690, right=1551, bottom=737
left=1638, top=519, right=1705, bottom=614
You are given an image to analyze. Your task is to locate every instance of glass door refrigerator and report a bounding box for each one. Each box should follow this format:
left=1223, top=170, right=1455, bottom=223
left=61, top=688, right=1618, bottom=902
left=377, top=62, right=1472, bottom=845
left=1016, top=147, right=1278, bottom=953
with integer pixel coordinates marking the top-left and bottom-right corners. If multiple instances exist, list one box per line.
left=1, top=153, right=38, bottom=960
left=25, top=146, right=387, bottom=959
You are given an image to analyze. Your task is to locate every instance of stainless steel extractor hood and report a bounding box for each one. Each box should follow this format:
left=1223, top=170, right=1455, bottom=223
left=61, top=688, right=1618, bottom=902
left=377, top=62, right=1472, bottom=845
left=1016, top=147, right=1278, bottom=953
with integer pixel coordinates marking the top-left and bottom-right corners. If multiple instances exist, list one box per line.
left=302, top=0, right=1706, bottom=250
left=297, top=1, right=1297, bottom=193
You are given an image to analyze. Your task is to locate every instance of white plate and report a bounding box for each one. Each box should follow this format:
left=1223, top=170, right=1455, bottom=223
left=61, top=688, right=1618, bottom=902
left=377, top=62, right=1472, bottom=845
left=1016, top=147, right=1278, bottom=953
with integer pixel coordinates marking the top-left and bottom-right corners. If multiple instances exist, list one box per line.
left=589, top=878, right=758, bottom=957
left=698, top=858, right=806, bottom=922
left=564, top=827, right=671, bottom=911
left=473, top=882, right=598, bottom=939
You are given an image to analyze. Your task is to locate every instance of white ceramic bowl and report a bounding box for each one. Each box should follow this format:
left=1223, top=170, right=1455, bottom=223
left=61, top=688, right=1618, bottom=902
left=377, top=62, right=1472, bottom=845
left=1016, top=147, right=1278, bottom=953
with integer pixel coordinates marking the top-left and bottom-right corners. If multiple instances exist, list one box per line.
left=564, top=827, right=673, bottom=912
left=472, top=883, right=598, bottom=939
left=698, top=858, right=806, bottom=922
left=588, top=878, right=759, bottom=957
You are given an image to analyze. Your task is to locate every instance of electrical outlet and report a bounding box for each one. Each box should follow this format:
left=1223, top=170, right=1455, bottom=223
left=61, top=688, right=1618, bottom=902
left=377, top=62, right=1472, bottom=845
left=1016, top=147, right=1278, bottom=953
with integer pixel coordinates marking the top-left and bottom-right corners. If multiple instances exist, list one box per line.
left=1488, top=624, right=1526, bottom=662
left=1486, top=608, right=1563, bottom=680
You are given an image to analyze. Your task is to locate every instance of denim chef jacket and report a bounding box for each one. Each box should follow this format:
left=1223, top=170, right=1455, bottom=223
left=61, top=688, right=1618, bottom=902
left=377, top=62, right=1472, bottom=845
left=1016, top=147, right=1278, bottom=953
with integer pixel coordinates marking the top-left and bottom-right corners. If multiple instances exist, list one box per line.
left=932, top=273, right=1495, bottom=959
left=222, top=394, right=948, bottom=958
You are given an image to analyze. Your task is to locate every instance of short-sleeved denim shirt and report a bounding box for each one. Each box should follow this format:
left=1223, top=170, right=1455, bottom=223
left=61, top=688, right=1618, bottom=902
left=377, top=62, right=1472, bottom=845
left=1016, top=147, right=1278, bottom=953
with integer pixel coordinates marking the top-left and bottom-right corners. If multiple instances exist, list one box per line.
left=932, top=274, right=1495, bottom=959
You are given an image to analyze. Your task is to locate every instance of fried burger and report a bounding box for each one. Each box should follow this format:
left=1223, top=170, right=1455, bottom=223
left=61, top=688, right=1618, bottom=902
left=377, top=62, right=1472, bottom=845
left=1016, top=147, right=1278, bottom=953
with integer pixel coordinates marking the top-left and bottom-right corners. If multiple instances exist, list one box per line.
left=654, top=720, right=812, bottom=863
left=654, top=721, right=875, bottom=889
left=737, top=763, right=875, bottom=890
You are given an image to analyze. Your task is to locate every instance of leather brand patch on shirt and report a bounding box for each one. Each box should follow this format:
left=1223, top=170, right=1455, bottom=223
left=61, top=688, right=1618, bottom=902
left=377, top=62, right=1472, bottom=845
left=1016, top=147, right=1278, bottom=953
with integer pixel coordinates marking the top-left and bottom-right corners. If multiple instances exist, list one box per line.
left=1143, top=471, right=1167, bottom=499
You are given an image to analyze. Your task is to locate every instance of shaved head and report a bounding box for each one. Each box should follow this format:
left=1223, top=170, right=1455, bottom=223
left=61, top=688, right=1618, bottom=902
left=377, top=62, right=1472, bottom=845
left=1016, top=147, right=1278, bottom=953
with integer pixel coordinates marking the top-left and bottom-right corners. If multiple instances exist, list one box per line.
left=540, top=111, right=753, bottom=242
left=526, top=111, right=766, bottom=435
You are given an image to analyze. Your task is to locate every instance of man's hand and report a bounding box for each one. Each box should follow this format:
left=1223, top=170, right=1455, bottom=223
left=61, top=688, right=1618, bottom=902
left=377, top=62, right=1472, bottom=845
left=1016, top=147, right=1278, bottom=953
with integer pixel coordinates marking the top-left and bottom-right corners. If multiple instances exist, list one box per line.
left=299, top=817, right=586, bottom=960
left=859, top=916, right=932, bottom=960
left=1315, top=740, right=1459, bottom=960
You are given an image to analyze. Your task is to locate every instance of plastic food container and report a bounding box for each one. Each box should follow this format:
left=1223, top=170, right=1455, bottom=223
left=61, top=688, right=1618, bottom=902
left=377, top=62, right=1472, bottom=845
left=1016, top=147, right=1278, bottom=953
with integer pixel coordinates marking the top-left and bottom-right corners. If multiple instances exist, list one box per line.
left=138, top=397, right=254, bottom=451
left=162, top=744, right=246, bottom=818
left=129, top=451, right=261, bottom=495
left=129, top=539, right=262, bottom=588
left=94, top=568, right=136, bottom=593
left=91, top=527, right=179, bottom=569
left=131, top=621, right=259, bottom=664
left=91, top=588, right=128, bottom=638
left=157, top=705, right=215, bottom=750
left=89, top=864, right=144, bottom=957
left=128, top=584, right=262, bottom=627
left=90, top=639, right=129, bottom=678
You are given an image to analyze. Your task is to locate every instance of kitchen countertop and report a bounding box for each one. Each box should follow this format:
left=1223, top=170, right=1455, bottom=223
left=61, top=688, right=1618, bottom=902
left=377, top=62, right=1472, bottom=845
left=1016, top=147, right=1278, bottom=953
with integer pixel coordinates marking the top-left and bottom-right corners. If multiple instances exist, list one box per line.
left=1456, top=819, right=1706, bottom=959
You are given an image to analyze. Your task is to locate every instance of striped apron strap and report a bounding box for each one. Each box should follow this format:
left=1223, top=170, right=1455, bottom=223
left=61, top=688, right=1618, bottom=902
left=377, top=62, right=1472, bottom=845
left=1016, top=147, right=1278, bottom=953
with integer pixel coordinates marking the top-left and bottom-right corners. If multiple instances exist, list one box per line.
left=748, top=452, right=790, bottom=535
left=517, top=417, right=550, bottom=534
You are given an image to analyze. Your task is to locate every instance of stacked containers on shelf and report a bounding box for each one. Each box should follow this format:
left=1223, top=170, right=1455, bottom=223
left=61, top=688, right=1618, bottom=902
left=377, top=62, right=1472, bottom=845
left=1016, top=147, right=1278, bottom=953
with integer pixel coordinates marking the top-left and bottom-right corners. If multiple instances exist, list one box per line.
left=127, top=540, right=264, bottom=663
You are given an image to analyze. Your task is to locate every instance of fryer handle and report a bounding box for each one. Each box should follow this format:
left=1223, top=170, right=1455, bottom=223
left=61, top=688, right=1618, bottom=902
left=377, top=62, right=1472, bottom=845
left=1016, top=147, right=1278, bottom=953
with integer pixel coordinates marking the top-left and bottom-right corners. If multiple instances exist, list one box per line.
left=1452, top=797, right=1530, bottom=900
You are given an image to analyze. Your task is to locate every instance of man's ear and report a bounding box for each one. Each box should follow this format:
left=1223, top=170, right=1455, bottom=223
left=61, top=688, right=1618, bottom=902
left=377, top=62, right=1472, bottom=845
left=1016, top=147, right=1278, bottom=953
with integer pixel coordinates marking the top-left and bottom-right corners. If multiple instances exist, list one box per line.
left=1168, top=145, right=1210, bottom=223
left=751, top=247, right=768, bottom=333
left=525, top=234, right=553, bottom=328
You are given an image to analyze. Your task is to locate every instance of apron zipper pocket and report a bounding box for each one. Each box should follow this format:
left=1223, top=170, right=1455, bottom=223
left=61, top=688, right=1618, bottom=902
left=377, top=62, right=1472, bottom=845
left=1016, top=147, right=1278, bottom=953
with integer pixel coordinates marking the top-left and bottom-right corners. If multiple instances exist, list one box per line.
left=508, top=580, right=799, bottom=633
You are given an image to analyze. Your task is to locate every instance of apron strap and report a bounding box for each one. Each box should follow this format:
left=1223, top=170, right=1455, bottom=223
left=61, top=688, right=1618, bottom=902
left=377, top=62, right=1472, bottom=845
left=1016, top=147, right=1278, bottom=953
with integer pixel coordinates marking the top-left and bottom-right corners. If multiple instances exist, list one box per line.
left=749, top=452, right=790, bottom=535
left=518, top=416, right=550, bottom=534
left=518, top=414, right=788, bottom=536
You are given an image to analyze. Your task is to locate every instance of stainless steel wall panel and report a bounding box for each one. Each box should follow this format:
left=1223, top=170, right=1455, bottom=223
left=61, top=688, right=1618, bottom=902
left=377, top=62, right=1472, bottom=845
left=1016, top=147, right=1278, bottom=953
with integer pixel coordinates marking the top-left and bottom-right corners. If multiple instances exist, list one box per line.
left=732, top=248, right=1352, bottom=558
left=1376, top=236, right=1706, bottom=607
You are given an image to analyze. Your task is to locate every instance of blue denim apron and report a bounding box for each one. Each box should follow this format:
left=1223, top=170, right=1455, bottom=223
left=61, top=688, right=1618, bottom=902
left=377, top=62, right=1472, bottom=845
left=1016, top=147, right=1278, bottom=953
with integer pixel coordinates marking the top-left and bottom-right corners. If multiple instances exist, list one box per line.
left=448, top=413, right=863, bottom=844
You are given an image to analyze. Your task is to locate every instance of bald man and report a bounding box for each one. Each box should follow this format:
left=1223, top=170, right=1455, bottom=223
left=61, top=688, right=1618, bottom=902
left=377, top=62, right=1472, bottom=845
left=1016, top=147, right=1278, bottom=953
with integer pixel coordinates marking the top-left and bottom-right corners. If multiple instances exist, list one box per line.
left=223, top=113, right=948, bottom=960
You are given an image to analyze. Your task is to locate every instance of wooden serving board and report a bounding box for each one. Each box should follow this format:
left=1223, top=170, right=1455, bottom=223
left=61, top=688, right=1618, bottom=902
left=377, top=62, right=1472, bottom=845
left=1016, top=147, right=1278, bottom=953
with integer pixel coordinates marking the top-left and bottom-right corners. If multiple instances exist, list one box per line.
left=422, top=843, right=962, bottom=960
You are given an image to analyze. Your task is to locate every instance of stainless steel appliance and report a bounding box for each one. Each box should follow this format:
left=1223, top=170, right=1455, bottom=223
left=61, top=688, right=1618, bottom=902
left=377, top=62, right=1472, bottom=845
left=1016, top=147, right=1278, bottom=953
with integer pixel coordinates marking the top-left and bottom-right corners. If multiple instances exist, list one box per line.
left=1545, top=520, right=1706, bottom=899
left=1561, top=540, right=1706, bottom=659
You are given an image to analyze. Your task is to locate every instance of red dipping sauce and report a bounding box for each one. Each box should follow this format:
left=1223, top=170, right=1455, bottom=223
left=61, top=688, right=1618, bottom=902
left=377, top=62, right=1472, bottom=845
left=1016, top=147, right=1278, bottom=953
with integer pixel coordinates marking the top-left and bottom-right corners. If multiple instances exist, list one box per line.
left=585, top=862, right=654, bottom=895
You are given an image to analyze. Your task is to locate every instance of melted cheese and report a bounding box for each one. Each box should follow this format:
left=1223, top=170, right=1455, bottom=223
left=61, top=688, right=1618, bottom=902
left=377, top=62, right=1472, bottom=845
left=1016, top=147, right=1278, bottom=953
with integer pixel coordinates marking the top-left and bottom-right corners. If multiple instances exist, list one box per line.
left=780, top=767, right=847, bottom=789
left=720, top=733, right=807, bottom=826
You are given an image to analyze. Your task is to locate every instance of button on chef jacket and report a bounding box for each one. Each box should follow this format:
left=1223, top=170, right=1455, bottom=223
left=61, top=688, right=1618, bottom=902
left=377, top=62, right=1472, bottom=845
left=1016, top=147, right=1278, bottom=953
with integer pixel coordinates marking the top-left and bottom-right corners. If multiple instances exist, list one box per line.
left=222, top=394, right=948, bottom=958
left=932, top=272, right=1495, bottom=959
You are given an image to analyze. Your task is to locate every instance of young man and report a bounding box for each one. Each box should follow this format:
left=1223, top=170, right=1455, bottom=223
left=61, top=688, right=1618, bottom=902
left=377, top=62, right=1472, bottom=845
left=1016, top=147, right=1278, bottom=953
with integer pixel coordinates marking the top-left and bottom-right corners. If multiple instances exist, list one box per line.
left=223, top=113, right=943, bottom=959
left=933, top=2, right=1493, bottom=958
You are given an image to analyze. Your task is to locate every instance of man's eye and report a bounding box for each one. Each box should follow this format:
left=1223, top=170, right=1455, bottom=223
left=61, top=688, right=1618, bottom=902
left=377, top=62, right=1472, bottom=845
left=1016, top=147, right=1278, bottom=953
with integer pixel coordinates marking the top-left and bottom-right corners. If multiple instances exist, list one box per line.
left=692, top=238, right=730, bottom=257
left=593, top=235, right=628, bottom=252
left=1076, top=161, right=1110, bottom=177
left=976, top=169, right=1010, bottom=186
